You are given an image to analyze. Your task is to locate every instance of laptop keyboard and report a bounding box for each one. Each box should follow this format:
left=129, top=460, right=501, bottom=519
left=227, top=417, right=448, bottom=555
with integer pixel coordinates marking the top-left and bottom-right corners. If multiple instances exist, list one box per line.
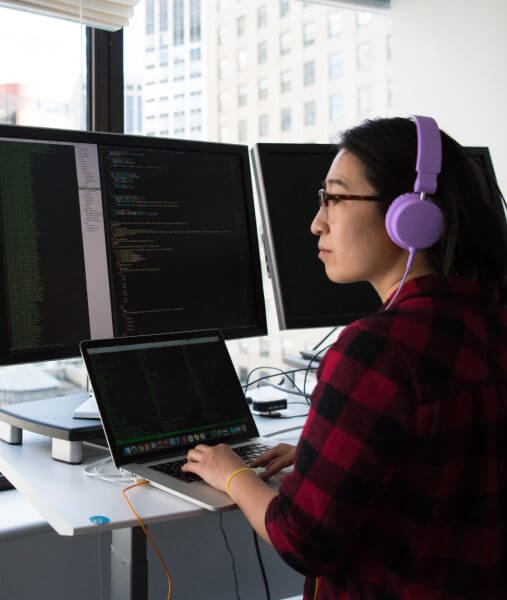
left=149, top=443, right=271, bottom=483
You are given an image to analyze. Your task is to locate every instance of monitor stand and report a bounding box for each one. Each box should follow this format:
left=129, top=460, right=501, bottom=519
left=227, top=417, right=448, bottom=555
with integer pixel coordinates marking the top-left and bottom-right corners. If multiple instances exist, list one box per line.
left=73, top=393, right=99, bottom=419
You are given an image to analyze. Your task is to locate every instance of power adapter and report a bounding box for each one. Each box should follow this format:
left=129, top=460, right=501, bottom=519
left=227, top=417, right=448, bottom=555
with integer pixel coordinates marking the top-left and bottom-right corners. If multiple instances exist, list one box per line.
left=246, top=387, right=288, bottom=417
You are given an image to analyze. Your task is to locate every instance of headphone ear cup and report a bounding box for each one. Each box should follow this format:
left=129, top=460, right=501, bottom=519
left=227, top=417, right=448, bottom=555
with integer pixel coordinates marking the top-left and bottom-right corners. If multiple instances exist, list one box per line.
left=385, top=193, right=445, bottom=250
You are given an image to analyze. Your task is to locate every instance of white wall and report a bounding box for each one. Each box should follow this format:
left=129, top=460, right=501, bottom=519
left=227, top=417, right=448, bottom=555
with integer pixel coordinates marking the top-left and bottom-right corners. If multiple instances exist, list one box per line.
left=391, top=0, right=507, bottom=194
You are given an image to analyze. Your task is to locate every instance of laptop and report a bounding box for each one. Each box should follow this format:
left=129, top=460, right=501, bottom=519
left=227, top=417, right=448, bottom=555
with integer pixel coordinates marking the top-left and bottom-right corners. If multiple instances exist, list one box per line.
left=80, top=329, right=281, bottom=511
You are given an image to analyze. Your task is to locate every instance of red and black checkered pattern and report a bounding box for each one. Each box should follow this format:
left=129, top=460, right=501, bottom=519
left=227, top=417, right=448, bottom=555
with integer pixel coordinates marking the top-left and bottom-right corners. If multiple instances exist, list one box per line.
left=266, top=275, right=507, bottom=600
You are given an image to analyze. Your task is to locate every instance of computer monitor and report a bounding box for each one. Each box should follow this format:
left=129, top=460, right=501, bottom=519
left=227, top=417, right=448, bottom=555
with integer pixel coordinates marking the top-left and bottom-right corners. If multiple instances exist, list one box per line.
left=251, top=143, right=502, bottom=331
left=0, top=124, right=267, bottom=365
left=252, top=143, right=381, bottom=330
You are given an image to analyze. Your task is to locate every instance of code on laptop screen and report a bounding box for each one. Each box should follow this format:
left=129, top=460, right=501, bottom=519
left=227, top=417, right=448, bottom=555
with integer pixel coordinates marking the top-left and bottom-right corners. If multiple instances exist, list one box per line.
left=86, top=336, right=256, bottom=459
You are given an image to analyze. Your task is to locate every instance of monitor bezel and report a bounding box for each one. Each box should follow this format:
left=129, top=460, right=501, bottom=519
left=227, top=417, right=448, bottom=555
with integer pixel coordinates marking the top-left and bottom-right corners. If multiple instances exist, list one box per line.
left=0, top=123, right=267, bottom=365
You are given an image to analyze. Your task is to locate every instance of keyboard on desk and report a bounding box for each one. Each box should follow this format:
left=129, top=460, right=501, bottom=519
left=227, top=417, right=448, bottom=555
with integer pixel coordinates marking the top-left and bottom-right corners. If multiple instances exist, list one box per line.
left=149, top=442, right=270, bottom=483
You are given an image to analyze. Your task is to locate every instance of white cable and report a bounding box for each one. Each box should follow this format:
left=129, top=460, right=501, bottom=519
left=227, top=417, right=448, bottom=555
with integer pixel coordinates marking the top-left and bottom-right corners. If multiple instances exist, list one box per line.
left=385, top=248, right=416, bottom=311
left=83, top=456, right=141, bottom=484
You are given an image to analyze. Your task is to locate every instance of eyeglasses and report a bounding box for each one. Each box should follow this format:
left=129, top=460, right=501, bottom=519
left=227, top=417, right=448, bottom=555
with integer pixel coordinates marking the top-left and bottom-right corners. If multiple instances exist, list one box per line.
left=318, top=188, right=385, bottom=221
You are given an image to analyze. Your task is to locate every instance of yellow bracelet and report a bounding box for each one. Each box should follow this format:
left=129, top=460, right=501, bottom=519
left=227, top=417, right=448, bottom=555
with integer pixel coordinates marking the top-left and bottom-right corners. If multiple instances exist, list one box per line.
left=225, top=467, right=251, bottom=495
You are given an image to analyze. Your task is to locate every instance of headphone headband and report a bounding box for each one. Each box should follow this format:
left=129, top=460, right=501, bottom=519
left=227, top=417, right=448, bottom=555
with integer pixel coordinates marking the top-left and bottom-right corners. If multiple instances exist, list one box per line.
left=411, top=115, right=442, bottom=195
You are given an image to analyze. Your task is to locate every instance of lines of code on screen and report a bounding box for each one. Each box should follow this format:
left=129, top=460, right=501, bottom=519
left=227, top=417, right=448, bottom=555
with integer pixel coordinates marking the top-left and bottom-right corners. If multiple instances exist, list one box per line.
left=88, top=341, right=250, bottom=446
left=0, top=140, right=90, bottom=353
left=100, top=146, right=257, bottom=337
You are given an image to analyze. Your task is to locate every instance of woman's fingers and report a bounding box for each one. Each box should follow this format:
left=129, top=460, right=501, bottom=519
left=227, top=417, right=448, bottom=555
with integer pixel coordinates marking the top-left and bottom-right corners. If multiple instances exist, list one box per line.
left=258, top=455, right=292, bottom=480
left=250, top=443, right=295, bottom=468
left=249, top=447, right=279, bottom=468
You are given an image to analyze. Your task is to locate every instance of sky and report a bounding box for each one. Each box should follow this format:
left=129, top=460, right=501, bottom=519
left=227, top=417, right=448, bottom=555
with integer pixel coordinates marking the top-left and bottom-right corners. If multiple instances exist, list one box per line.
left=0, top=3, right=145, bottom=101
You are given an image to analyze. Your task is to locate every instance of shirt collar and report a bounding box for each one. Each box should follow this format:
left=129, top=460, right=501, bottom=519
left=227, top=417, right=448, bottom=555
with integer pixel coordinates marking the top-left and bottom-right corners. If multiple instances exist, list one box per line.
left=381, top=274, right=501, bottom=311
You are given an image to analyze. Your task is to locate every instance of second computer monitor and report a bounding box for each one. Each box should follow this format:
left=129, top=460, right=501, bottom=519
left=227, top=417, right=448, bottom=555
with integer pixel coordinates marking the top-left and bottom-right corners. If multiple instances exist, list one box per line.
left=252, top=143, right=381, bottom=330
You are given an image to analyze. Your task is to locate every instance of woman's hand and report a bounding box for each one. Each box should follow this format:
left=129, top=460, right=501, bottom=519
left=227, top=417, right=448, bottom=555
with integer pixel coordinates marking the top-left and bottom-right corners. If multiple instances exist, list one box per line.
left=181, top=444, right=248, bottom=493
left=249, top=443, right=296, bottom=480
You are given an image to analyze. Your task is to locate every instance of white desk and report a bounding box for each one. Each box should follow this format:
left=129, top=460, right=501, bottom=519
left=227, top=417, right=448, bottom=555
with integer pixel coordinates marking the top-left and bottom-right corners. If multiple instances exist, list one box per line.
left=0, top=408, right=308, bottom=599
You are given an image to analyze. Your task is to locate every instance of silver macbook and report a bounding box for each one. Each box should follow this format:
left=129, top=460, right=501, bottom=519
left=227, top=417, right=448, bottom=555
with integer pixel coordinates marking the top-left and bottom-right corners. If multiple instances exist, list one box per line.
left=80, top=329, right=280, bottom=511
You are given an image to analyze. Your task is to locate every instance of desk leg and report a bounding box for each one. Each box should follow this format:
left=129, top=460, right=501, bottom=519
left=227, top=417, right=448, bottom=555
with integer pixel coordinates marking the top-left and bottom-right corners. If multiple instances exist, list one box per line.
left=111, top=526, right=148, bottom=600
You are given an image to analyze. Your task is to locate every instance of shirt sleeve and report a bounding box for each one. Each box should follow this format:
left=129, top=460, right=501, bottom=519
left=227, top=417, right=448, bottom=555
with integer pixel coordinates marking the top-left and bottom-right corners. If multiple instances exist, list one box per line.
left=265, top=320, right=416, bottom=578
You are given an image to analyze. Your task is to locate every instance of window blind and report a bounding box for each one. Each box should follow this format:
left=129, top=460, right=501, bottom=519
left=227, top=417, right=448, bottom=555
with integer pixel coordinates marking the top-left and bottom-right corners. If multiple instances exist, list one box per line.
left=294, top=0, right=390, bottom=12
left=0, top=0, right=140, bottom=31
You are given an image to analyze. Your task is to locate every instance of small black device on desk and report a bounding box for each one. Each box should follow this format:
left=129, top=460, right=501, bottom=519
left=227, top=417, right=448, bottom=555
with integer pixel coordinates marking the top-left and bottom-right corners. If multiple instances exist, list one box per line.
left=0, top=472, right=14, bottom=491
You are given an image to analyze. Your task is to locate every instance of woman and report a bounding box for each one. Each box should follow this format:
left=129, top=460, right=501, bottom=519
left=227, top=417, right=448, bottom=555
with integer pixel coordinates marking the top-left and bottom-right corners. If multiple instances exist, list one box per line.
left=182, top=117, right=507, bottom=599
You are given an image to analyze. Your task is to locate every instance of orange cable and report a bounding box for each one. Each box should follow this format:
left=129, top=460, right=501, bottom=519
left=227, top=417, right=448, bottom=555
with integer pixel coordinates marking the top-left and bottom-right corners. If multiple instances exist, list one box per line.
left=121, top=480, right=173, bottom=600
left=313, top=576, right=319, bottom=600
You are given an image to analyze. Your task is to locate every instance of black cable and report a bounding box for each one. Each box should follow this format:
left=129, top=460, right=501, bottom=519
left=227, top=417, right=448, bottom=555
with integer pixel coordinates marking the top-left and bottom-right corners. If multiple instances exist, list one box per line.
left=243, top=366, right=307, bottom=395
left=219, top=513, right=241, bottom=600
left=311, top=326, right=339, bottom=351
left=263, top=425, right=305, bottom=438
left=244, top=368, right=314, bottom=393
left=252, top=530, right=271, bottom=600
left=262, top=381, right=311, bottom=400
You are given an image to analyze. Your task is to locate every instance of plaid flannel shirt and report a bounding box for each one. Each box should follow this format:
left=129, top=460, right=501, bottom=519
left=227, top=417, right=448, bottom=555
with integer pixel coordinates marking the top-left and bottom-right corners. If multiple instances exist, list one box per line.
left=265, top=275, right=507, bottom=600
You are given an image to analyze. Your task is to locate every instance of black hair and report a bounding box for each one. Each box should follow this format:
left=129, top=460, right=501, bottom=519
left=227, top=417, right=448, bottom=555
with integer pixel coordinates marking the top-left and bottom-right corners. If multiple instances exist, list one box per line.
left=339, top=117, right=507, bottom=300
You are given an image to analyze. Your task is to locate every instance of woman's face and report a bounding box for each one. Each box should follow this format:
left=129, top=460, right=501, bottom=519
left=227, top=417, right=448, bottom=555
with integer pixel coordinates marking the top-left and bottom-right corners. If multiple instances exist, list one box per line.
left=311, top=149, right=401, bottom=288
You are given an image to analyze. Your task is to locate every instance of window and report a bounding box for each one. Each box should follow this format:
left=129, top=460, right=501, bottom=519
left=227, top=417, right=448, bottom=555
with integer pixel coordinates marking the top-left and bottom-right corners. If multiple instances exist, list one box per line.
left=258, top=114, right=268, bottom=137
left=357, top=86, right=371, bottom=115
left=303, top=22, right=315, bottom=46
left=160, top=49, right=168, bottom=66
left=281, top=108, right=291, bottom=131
left=124, top=0, right=393, bottom=379
left=146, top=0, right=154, bottom=34
left=357, top=42, right=371, bottom=71
left=328, top=12, right=342, bottom=38
left=173, top=0, right=184, bottom=45
left=190, top=0, right=201, bottom=42
left=238, top=84, right=247, bottom=106
left=280, top=69, right=291, bottom=93
left=190, top=107, right=201, bottom=125
left=280, top=31, right=290, bottom=55
left=174, top=110, right=185, bottom=129
left=258, top=76, right=268, bottom=100
left=257, top=41, right=267, bottom=64
left=238, top=119, right=247, bottom=142
left=190, top=47, right=201, bottom=61
left=304, top=101, right=316, bottom=126
left=329, top=94, right=343, bottom=121
left=159, top=0, right=168, bottom=32
left=218, top=24, right=227, bottom=46
left=303, top=61, right=315, bottom=86
left=386, top=34, right=392, bottom=62
left=173, top=57, right=184, bottom=80
left=237, top=15, right=246, bottom=37
left=259, top=338, right=269, bottom=357
left=0, top=8, right=87, bottom=131
left=328, top=52, right=342, bottom=80
left=257, top=5, right=267, bottom=29
left=237, top=49, right=248, bottom=72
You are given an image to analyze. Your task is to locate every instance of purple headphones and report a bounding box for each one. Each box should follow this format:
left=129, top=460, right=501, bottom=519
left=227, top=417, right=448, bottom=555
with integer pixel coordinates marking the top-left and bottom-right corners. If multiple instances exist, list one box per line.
left=384, top=115, right=445, bottom=309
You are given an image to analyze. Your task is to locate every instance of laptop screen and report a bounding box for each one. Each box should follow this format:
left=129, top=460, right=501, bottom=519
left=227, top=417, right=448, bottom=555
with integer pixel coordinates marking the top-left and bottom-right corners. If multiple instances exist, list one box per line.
left=81, top=331, right=259, bottom=466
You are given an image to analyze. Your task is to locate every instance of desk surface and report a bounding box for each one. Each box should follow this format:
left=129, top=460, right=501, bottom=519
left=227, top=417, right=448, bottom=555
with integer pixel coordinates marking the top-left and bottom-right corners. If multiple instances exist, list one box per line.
left=0, top=409, right=307, bottom=537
